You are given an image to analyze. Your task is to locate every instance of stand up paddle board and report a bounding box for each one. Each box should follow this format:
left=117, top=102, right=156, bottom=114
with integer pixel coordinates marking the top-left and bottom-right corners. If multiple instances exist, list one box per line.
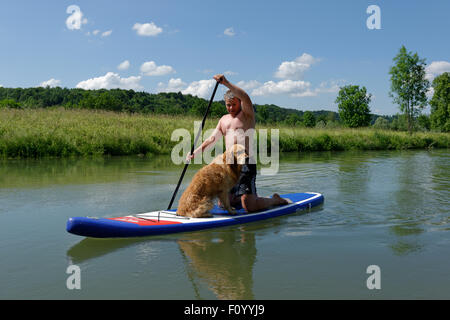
left=66, top=192, right=323, bottom=238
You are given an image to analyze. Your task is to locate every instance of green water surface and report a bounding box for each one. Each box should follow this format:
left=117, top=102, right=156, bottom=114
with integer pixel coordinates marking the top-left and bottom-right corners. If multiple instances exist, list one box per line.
left=0, top=150, right=449, bottom=299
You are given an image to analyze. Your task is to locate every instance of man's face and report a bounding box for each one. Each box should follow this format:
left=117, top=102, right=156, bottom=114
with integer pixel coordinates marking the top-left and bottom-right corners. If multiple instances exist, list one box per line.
left=225, top=97, right=241, bottom=117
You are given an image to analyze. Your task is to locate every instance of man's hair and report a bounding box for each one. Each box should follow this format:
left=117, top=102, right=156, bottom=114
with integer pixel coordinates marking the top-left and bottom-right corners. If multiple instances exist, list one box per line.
left=224, top=90, right=237, bottom=101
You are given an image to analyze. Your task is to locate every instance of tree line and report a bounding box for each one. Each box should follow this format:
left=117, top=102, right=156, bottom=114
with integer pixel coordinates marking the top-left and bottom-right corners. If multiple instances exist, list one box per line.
left=0, top=86, right=343, bottom=125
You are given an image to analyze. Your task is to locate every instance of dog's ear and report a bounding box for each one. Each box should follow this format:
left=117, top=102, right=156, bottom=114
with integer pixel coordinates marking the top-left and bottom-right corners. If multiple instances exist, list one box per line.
left=234, top=145, right=247, bottom=165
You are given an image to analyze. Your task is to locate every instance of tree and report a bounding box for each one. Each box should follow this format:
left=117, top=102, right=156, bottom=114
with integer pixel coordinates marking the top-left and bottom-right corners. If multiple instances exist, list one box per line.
left=285, top=113, right=302, bottom=126
left=335, top=85, right=372, bottom=127
left=302, top=111, right=316, bottom=128
left=417, top=114, right=431, bottom=131
left=0, top=98, right=21, bottom=108
left=373, top=117, right=390, bottom=130
left=429, top=72, right=450, bottom=132
left=390, top=114, right=408, bottom=131
left=389, top=46, right=430, bottom=134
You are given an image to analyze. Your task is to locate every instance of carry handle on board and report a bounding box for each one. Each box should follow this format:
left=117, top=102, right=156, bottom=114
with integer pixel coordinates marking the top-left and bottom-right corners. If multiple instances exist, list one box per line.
left=167, top=80, right=220, bottom=210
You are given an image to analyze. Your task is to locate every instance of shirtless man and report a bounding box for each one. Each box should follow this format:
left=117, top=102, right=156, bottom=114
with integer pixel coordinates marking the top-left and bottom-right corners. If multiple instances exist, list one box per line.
left=187, top=74, right=287, bottom=212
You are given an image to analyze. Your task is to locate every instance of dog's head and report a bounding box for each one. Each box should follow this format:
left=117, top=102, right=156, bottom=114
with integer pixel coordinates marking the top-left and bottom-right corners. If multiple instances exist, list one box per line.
left=223, top=144, right=248, bottom=166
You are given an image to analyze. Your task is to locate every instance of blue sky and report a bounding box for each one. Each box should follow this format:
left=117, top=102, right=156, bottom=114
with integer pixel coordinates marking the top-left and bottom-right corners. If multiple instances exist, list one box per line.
left=0, top=0, right=449, bottom=115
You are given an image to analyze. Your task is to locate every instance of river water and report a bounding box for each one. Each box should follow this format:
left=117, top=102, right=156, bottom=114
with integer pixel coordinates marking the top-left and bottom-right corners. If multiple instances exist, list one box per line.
left=0, top=150, right=449, bottom=299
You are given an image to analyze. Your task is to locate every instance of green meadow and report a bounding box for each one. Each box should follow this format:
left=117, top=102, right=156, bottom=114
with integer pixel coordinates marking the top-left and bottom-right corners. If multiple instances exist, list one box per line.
left=0, top=107, right=448, bottom=158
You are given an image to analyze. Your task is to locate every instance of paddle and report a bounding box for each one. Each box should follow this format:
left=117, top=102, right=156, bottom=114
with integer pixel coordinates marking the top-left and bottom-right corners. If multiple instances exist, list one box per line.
left=167, top=80, right=220, bottom=210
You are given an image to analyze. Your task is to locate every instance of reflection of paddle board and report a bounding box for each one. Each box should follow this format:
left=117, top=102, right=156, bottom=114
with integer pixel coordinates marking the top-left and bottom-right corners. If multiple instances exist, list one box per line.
left=66, top=192, right=324, bottom=238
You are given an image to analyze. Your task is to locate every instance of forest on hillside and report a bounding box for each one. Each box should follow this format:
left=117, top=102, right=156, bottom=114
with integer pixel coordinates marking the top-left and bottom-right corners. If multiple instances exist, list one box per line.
left=0, top=86, right=388, bottom=126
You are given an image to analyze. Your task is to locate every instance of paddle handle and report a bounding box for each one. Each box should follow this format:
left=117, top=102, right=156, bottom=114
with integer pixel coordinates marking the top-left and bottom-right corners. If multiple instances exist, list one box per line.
left=167, top=81, right=220, bottom=210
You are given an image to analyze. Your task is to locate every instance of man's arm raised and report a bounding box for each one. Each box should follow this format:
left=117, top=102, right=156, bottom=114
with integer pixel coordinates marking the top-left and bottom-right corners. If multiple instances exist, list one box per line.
left=213, top=74, right=254, bottom=119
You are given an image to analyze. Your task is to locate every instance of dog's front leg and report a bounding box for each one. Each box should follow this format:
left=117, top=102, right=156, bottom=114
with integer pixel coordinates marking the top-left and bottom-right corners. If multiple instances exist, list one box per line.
left=218, top=191, right=236, bottom=215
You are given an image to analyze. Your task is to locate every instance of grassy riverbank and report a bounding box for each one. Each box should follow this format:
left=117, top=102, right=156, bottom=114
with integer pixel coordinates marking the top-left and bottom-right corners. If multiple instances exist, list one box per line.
left=0, top=108, right=448, bottom=158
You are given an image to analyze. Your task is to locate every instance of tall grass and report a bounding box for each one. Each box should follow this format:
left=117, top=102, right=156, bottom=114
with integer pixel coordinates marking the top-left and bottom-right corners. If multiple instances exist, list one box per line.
left=0, top=107, right=448, bottom=158
left=272, top=126, right=449, bottom=152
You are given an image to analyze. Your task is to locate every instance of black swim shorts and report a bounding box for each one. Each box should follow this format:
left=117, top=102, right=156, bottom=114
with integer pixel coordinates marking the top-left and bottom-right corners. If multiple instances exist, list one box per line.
left=230, top=162, right=257, bottom=197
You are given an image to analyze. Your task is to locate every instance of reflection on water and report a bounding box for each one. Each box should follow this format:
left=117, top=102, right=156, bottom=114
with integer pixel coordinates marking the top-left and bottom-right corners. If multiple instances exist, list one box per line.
left=178, top=229, right=256, bottom=300
left=1, top=149, right=450, bottom=299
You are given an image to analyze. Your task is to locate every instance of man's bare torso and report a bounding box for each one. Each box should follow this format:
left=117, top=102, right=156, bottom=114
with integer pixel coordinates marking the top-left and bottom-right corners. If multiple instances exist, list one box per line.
left=219, top=111, right=256, bottom=160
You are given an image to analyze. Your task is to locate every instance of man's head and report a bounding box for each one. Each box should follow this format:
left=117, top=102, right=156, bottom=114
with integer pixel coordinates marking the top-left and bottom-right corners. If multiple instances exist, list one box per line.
left=224, top=90, right=241, bottom=117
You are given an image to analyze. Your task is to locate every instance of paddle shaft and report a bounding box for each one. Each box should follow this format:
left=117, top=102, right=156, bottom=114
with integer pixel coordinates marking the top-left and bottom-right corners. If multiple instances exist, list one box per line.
left=167, top=81, right=220, bottom=210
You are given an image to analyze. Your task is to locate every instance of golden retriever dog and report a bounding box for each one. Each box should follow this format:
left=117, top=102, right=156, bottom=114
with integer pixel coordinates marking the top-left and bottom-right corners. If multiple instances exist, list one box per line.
left=177, top=144, right=248, bottom=218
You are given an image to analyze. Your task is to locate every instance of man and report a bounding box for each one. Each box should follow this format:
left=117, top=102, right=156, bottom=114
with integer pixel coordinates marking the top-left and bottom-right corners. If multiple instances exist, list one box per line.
left=187, top=74, right=287, bottom=212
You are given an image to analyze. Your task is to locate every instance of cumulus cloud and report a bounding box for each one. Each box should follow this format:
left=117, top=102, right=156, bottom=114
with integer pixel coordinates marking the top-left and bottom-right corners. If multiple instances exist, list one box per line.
left=425, top=61, right=450, bottom=81
left=133, top=22, right=163, bottom=36
left=66, top=5, right=87, bottom=30
left=157, top=78, right=216, bottom=99
left=182, top=79, right=216, bottom=99
left=117, top=60, right=130, bottom=71
left=249, top=78, right=343, bottom=98
left=224, top=27, right=235, bottom=36
left=157, top=78, right=187, bottom=93
left=425, top=61, right=450, bottom=97
left=242, top=53, right=340, bottom=98
left=40, top=78, right=61, bottom=88
left=236, top=80, right=262, bottom=91
left=140, top=61, right=175, bottom=76
left=251, top=80, right=313, bottom=97
left=76, top=72, right=143, bottom=90
left=274, top=53, right=320, bottom=80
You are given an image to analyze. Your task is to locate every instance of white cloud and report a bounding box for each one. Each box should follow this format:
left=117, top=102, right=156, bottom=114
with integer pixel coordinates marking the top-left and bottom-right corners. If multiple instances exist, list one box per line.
left=133, top=22, right=163, bottom=36
left=101, top=30, right=112, bottom=37
left=117, top=60, right=130, bottom=71
left=157, top=78, right=187, bottom=93
left=274, top=53, right=320, bottom=80
left=158, top=76, right=341, bottom=100
left=425, top=61, right=450, bottom=81
left=66, top=5, right=87, bottom=30
left=251, top=80, right=313, bottom=97
left=236, top=80, right=262, bottom=91
left=76, top=72, right=143, bottom=90
left=249, top=78, right=343, bottom=98
left=40, top=78, right=61, bottom=88
left=182, top=79, right=216, bottom=99
left=140, top=61, right=175, bottom=76
left=157, top=78, right=218, bottom=98
left=92, top=29, right=100, bottom=35
left=156, top=78, right=217, bottom=98
left=224, top=27, right=235, bottom=36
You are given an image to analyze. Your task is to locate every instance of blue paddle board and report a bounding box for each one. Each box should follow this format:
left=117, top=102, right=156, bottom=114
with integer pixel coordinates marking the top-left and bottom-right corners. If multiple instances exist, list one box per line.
left=66, top=192, right=323, bottom=238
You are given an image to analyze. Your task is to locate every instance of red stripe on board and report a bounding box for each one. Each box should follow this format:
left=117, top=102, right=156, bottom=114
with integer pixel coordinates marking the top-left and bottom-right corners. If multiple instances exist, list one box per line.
left=109, top=216, right=181, bottom=226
